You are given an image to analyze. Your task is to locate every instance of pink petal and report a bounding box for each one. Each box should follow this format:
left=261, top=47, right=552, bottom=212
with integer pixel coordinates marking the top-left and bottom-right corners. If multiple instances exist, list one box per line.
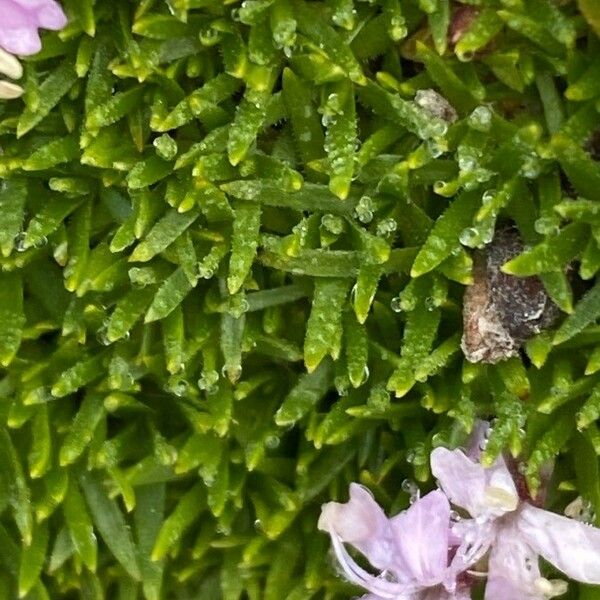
left=430, top=447, right=487, bottom=517
left=485, top=520, right=543, bottom=600
left=448, top=518, right=495, bottom=580
left=0, top=0, right=42, bottom=55
left=391, top=490, right=451, bottom=586
left=519, top=503, right=600, bottom=584
left=30, top=0, right=68, bottom=30
left=421, top=588, right=472, bottom=600
left=318, top=483, right=395, bottom=572
left=328, top=532, right=418, bottom=600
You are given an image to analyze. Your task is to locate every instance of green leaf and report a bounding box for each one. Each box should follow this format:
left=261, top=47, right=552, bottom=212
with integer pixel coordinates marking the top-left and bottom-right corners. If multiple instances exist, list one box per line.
left=59, top=394, right=105, bottom=466
left=106, top=286, right=156, bottom=342
left=228, top=202, right=261, bottom=294
left=52, top=356, right=106, bottom=399
left=411, top=190, right=480, bottom=277
left=0, top=273, right=25, bottom=367
left=344, top=312, right=368, bottom=388
left=228, top=89, right=269, bottom=166
left=323, top=81, right=357, bottom=199
left=145, top=267, right=195, bottom=323
left=19, top=521, right=49, bottom=598
left=22, top=135, right=80, bottom=171
left=294, top=0, right=366, bottom=84
left=578, top=0, right=600, bottom=37
left=80, top=472, right=141, bottom=581
left=23, top=195, right=84, bottom=251
left=0, top=428, right=32, bottom=545
left=502, top=222, right=589, bottom=275
left=134, top=484, right=165, bottom=600
left=151, top=482, right=205, bottom=561
left=63, top=480, right=97, bottom=571
left=554, top=279, right=600, bottom=345
left=304, top=279, right=349, bottom=372
left=129, top=209, right=199, bottom=263
left=572, top=433, right=600, bottom=525
left=127, top=157, right=173, bottom=190
left=275, top=360, right=332, bottom=426
left=28, top=406, right=51, bottom=479
left=0, top=179, right=26, bottom=258
left=223, top=180, right=356, bottom=215
left=282, top=68, right=325, bottom=164
left=17, top=60, right=78, bottom=137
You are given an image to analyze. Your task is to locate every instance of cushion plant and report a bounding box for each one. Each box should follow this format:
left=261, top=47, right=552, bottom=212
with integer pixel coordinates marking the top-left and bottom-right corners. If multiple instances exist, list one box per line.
left=0, top=0, right=600, bottom=598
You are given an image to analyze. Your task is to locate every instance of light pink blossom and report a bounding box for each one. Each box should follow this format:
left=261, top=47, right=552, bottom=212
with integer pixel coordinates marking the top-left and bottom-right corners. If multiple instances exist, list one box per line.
left=318, top=483, right=470, bottom=600
left=0, top=0, right=67, bottom=56
left=431, top=445, right=600, bottom=599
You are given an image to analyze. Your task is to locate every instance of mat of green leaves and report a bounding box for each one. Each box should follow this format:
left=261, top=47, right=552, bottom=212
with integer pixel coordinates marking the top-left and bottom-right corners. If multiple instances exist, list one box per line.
left=0, top=0, right=600, bottom=598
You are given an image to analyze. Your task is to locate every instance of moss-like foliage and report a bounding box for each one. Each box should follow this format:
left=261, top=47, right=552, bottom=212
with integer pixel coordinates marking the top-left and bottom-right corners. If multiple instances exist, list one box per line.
left=0, top=0, right=600, bottom=597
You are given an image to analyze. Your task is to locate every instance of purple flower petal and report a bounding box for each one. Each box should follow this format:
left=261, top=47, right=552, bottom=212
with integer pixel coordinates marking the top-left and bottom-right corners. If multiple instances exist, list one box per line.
left=13, top=0, right=67, bottom=30
left=430, top=447, right=487, bottom=517
left=484, top=520, right=542, bottom=600
left=390, top=490, right=451, bottom=586
left=421, top=588, right=472, bottom=600
left=518, top=503, right=600, bottom=584
left=0, top=0, right=42, bottom=55
left=329, top=530, right=424, bottom=599
left=449, top=518, right=495, bottom=579
left=318, top=483, right=396, bottom=573
left=0, top=0, right=66, bottom=56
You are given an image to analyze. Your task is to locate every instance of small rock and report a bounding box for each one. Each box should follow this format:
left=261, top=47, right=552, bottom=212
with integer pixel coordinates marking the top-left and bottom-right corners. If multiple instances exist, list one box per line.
left=462, top=227, right=560, bottom=363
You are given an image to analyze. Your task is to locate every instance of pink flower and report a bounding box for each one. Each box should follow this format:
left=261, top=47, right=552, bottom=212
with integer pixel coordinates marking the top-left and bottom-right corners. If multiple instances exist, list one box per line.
left=318, top=484, right=470, bottom=600
left=0, top=0, right=67, bottom=56
left=431, top=444, right=600, bottom=599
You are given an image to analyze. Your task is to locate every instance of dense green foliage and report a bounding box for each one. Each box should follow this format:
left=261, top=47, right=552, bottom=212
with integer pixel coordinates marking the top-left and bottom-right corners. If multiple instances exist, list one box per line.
left=1, top=0, right=600, bottom=597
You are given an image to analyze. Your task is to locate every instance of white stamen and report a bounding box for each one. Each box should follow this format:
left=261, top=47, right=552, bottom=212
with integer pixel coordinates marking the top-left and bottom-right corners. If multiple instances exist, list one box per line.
left=0, top=48, right=22, bottom=80
left=534, top=577, right=568, bottom=598
left=466, top=569, right=488, bottom=579
left=0, top=81, right=24, bottom=99
left=484, top=485, right=519, bottom=511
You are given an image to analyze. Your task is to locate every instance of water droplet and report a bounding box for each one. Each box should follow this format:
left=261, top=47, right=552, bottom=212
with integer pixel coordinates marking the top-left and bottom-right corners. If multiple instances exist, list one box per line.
left=33, top=235, right=48, bottom=249
left=198, top=370, right=219, bottom=393
left=321, top=213, right=344, bottom=235
left=166, top=379, right=188, bottom=397
left=468, top=106, right=492, bottom=132
left=96, top=327, right=111, bottom=346
left=390, top=296, right=403, bottom=313
left=427, top=138, right=446, bottom=158
left=401, top=478, right=420, bottom=504
left=199, top=26, right=220, bottom=46
left=534, top=216, right=559, bottom=235
left=14, top=232, right=26, bottom=252
left=361, top=365, right=370, bottom=383
left=482, top=189, right=496, bottom=204
left=459, top=227, right=481, bottom=248
left=520, top=154, right=542, bottom=179
left=355, top=195, right=374, bottom=223
left=335, top=375, right=348, bottom=396
left=265, top=435, right=280, bottom=450
left=431, top=121, right=448, bottom=137
left=376, top=217, right=397, bottom=237
left=433, top=180, right=447, bottom=194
